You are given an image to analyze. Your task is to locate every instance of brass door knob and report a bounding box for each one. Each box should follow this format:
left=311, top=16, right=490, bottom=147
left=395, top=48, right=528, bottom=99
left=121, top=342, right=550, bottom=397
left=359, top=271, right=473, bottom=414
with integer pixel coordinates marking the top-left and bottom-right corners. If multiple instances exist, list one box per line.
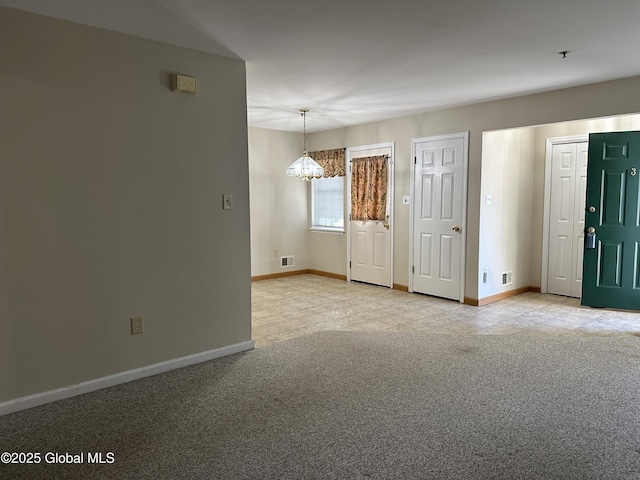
left=452, top=226, right=461, bottom=232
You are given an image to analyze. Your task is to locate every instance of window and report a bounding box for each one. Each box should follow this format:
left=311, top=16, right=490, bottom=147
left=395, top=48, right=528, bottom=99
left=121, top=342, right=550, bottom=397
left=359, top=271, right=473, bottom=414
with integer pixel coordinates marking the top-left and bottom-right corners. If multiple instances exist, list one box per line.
left=308, top=148, right=346, bottom=232
left=311, top=176, right=344, bottom=231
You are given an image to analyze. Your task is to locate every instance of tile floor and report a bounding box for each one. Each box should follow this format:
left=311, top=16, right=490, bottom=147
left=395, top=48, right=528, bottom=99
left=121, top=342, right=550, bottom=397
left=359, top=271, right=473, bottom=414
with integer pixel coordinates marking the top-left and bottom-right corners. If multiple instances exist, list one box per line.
left=251, top=274, right=640, bottom=347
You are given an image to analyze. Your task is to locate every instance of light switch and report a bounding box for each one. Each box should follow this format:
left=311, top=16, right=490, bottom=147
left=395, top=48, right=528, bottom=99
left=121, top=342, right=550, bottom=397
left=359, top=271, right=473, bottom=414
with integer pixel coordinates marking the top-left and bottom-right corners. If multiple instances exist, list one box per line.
left=223, top=194, right=233, bottom=210
left=402, top=195, right=410, bottom=205
left=485, top=194, right=493, bottom=206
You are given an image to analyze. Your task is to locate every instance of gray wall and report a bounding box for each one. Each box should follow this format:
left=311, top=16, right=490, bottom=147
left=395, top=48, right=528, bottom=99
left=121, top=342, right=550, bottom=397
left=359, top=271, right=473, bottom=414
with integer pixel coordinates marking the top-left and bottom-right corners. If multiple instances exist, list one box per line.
left=0, top=7, right=251, bottom=403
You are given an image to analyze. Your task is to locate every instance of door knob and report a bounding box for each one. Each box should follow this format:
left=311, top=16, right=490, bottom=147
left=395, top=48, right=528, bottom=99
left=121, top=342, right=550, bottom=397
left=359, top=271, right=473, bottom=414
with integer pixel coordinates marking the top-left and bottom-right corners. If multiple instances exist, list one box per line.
left=452, top=226, right=461, bottom=232
left=588, top=206, right=596, bottom=213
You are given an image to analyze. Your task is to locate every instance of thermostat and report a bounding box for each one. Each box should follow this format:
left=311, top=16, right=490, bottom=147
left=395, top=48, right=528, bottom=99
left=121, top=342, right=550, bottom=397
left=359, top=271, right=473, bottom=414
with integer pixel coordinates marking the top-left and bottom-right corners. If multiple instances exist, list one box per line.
left=171, top=74, right=197, bottom=95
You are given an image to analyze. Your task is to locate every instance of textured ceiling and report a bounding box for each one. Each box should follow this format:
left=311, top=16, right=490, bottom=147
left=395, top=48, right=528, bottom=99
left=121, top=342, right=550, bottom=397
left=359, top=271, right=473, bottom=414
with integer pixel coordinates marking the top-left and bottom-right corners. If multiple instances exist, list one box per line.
left=3, top=0, right=640, bottom=132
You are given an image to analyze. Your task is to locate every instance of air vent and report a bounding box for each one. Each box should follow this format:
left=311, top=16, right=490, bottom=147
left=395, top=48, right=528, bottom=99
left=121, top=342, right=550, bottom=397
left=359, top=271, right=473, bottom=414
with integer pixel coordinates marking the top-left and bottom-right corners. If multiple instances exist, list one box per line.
left=502, top=271, right=513, bottom=286
left=281, top=256, right=295, bottom=268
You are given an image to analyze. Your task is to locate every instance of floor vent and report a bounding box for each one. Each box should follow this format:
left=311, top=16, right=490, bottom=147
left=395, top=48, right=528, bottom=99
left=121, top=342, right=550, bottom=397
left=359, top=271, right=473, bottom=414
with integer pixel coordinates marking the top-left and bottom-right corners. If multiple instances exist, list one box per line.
left=281, top=256, right=295, bottom=267
left=502, top=271, right=513, bottom=286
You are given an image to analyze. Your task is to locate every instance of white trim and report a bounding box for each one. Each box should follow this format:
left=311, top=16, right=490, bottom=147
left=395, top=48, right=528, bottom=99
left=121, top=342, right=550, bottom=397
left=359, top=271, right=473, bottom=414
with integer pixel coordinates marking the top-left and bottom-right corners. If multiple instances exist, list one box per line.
left=409, top=132, right=469, bottom=302
left=409, top=145, right=415, bottom=293
left=309, top=228, right=345, bottom=234
left=346, top=142, right=395, bottom=287
left=541, top=134, right=588, bottom=294
left=0, top=340, right=254, bottom=416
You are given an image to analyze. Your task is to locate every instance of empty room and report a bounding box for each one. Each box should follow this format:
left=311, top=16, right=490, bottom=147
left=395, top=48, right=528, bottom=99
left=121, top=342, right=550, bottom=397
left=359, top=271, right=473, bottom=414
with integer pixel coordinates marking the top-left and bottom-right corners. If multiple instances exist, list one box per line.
left=1, top=1, right=640, bottom=479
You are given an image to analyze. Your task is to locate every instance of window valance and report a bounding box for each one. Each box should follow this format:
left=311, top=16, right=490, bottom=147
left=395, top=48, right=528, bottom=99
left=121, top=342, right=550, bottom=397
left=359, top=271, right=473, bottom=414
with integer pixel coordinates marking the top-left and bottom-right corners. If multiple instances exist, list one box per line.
left=309, top=148, right=346, bottom=177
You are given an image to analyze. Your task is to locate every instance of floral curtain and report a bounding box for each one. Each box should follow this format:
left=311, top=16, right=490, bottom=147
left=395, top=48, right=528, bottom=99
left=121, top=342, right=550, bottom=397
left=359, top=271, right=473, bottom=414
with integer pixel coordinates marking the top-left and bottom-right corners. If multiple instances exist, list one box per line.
left=309, top=148, right=345, bottom=177
left=351, top=155, right=388, bottom=221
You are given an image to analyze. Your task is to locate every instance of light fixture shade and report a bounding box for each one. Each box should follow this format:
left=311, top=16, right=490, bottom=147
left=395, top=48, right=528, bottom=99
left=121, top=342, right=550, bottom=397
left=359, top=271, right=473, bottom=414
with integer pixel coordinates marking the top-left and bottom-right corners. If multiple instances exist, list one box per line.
left=285, top=152, right=324, bottom=181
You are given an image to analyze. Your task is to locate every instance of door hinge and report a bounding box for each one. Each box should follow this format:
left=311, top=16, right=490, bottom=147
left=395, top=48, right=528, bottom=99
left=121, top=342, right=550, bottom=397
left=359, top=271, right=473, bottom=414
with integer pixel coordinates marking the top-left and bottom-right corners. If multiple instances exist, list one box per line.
left=414, top=156, right=417, bottom=164
left=349, top=261, right=352, bottom=269
left=349, top=213, right=352, bottom=221
left=412, top=266, right=415, bottom=273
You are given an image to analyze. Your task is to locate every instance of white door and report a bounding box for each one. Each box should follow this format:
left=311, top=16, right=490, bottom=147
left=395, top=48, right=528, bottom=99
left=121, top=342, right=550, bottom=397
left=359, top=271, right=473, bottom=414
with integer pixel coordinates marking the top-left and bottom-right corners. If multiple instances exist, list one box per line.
left=350, top=220, right=391, bottom=287
left=411, top=133, right=468, bottom=301
left=347, top=144, right=394, bottom=288
left=547, top=141, right=588, bottom=297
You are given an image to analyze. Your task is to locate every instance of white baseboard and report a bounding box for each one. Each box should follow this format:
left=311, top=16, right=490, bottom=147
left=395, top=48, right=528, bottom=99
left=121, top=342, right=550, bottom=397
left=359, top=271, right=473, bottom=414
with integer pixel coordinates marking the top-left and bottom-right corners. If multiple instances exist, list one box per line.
left=0, top=340, right=254, bottom=416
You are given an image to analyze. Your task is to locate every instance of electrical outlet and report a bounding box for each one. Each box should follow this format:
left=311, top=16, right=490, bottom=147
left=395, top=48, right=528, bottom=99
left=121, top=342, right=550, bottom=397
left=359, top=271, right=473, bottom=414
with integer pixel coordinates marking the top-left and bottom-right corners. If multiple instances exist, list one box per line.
left=130, top=316, right=144, bottom=335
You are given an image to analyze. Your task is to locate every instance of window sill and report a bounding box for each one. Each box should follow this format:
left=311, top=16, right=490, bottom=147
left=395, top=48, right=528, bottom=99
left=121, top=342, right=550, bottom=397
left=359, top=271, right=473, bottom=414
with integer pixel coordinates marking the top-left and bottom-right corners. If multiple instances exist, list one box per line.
left=309, top=227, right=345, bottom=235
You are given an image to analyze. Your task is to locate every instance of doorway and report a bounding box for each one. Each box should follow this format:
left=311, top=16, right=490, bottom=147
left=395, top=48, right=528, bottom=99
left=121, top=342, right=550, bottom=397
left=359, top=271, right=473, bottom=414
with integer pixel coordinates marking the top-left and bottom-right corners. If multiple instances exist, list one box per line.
left=346, top=142, right=394, bottom=287
left=409, top=132, right=468, bottom=301
left=543, top=136, right=588, bottom=298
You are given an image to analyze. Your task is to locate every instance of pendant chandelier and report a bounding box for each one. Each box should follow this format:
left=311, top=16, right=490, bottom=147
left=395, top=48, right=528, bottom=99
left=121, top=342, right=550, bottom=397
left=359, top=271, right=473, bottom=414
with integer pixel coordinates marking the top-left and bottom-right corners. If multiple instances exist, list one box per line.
left=285, top=108, right=324, bottom=181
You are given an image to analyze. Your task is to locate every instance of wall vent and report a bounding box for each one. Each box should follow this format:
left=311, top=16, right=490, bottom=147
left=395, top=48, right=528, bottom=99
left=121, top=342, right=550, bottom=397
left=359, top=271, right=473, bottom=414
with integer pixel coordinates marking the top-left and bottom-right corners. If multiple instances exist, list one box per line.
left=501, top=271, right=513, bottom=286
left=281, top=256, right=295, bottom=268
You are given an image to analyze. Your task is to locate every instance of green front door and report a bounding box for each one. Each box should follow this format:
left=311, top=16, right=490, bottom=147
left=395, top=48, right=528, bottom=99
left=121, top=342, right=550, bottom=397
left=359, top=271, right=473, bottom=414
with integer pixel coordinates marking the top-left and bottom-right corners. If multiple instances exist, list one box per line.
left=581, top=131, right=640, bottom=310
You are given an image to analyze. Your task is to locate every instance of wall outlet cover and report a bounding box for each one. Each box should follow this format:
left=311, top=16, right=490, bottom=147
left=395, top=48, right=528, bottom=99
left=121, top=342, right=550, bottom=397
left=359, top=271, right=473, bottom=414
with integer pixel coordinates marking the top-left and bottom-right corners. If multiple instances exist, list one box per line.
left=131, top=316, right=144, bottom=335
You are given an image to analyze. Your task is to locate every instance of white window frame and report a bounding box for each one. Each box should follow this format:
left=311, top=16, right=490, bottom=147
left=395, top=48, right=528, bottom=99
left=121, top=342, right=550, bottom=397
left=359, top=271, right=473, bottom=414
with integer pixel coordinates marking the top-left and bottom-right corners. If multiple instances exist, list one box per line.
left=310, top=175, right=345, bottom=233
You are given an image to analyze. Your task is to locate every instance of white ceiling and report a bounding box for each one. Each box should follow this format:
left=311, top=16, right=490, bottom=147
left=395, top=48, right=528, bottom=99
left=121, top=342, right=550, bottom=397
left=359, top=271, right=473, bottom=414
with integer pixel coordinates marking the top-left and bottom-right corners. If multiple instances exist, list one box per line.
left=3, top=0, right=640, bottom=132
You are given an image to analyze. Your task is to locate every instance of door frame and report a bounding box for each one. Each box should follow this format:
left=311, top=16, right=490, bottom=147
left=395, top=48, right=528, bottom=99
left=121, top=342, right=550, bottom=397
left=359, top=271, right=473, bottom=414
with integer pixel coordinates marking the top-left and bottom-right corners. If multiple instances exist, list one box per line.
left=541, top=134, right=588, bottom=294
left=409, top=132, right=469, bottom=302
left=346, top=142, right=395, bottom=286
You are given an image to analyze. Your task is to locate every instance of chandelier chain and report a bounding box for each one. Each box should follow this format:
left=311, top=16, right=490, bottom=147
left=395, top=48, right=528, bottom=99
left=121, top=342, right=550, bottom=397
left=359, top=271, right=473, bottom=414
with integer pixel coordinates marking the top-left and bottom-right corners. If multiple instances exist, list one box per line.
left=302, top=110, right=307, bottom=153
